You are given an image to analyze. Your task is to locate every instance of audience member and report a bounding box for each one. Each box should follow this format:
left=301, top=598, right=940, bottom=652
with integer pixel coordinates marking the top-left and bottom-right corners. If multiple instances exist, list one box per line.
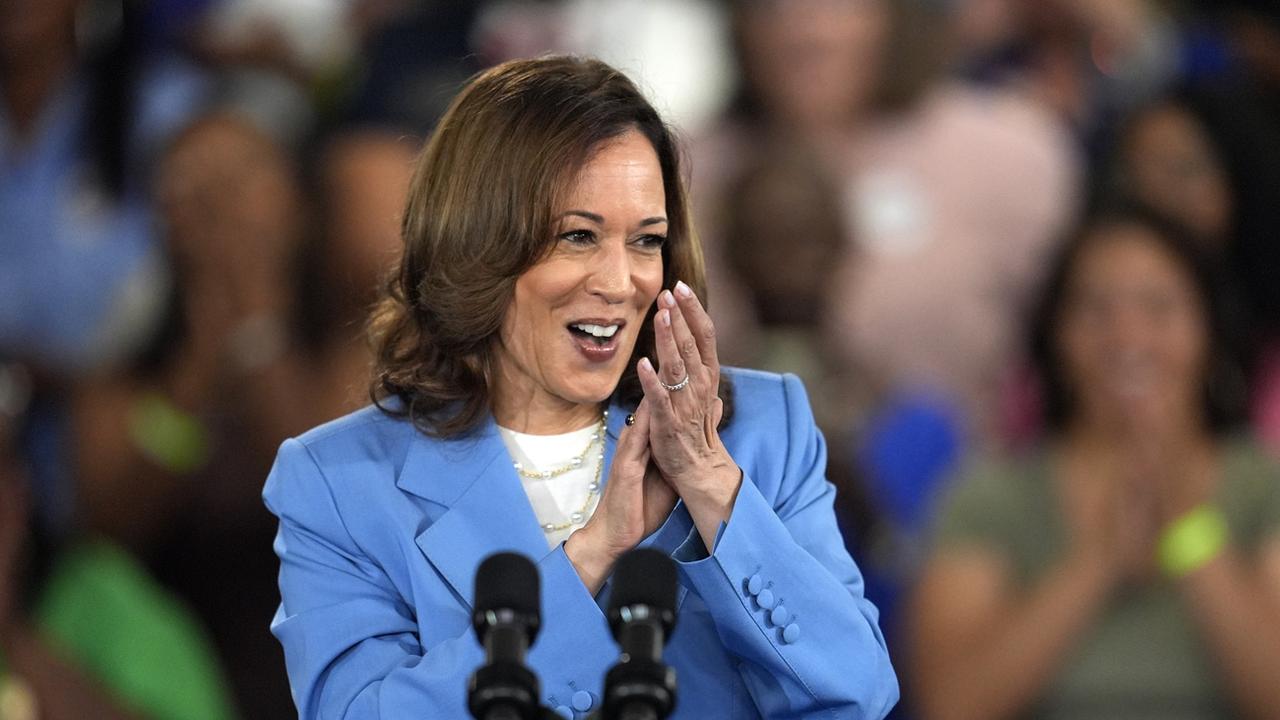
left=696, top=0, right=1080, bottom=448
left=148, top=112, right=379, bottom=717
left=0, top=0, right=205, bottom=373
left=953, top=0, right=1182, bottom=151
left=1104, top=86, right=1280, bottom=453
left=0, top=362, right=236, bottom=720
left=908, top=205, right=1280, bottom=719
left=1109, top=96, right=1233, bottom=247
left=714, top=135, right=885, bottom=585
left=6, top=109, right=387, bottom=717
left=717, top=139, right=865, bottom=434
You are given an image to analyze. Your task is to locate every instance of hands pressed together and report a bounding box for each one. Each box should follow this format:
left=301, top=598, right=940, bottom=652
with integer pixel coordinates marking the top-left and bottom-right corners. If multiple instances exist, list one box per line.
left=566, top=281, right=743, bottom=594
left=1062, top=408, right=1220, bottom=590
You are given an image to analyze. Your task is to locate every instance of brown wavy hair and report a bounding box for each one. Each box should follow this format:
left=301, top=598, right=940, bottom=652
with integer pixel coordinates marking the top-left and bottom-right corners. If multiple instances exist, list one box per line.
left=369, top=55, right=729, bottom=437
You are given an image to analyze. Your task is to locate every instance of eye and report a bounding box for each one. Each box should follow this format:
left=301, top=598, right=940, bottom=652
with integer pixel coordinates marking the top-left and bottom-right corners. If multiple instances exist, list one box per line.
left=634, top=234, right=667, bottom=250
left=559, top=229, right=596, bottom=245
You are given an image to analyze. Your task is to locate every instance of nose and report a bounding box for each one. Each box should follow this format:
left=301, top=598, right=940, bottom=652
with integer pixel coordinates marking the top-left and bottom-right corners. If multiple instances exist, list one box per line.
left=1100, top=297, right=1161, bottom=359
left=584, top=240, right=634, bottom=304
left=1112, top=303, right=1146, bottom=341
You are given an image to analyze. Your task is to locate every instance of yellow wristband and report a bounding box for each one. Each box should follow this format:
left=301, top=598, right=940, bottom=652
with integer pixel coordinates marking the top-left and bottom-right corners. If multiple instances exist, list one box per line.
left=127, top=392, right=211, bottom=475
left=1158, top=505, right=1228, bottom=578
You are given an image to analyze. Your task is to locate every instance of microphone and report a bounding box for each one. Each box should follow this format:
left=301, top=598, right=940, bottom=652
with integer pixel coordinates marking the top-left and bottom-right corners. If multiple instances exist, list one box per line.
left=601, top=549, right=678, bottom=720
left=469, top=552, right=543, bottom=720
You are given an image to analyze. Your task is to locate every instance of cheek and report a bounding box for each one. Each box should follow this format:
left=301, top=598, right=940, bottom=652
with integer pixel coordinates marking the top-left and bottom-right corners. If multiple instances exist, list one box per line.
left=635, top=261, right=665, bottom=305
left=513, top=264, right=579, bottom=321
left=1165, top=314, right=1211, bottom=379
left=1057, top=318, right=1100, bottom=373
left=497, top=300, right=528, bottom=358
left=503, top=282, right=555, bottom=354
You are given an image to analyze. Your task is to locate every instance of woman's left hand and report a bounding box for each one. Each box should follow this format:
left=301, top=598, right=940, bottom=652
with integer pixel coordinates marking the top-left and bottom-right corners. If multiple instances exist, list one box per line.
left=637, top=281, right=742, bottom=550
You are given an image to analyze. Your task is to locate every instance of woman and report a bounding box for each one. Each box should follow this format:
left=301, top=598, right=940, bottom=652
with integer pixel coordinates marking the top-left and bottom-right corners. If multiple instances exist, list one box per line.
left=693, top=0, right=1078, bottom=447
left=0, top=0, right=203, bottom=372
left=264, top=56, right=897, bottom=719
left=1106, top=89, right=1280, bottom=453
left=907, top=206, right=1280, bottom=720
left=0, top=368, right=235, bottom=720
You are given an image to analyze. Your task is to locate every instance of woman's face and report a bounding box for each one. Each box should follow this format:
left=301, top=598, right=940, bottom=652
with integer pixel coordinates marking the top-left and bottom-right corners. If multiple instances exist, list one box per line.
left=1056, top=225, right=1209, bottom=433
left=738, top=0, right=888, bottom=130
left=1122, top=105, right=1233, bottom=246
left=493, top=129, right=667, bottom=426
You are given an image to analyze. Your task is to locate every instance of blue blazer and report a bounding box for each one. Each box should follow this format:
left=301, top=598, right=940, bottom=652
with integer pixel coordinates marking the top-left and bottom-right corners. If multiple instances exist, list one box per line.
left=265, top=368, right=898, bottom=719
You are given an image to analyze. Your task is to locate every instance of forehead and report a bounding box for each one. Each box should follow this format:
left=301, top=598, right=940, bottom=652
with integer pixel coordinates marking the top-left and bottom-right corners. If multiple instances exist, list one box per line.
left=1070, top=225, right=1195, bottom=292
left=1130, top=105, right=1203, bottom=142
left=558, top=131, right=665, bottom=205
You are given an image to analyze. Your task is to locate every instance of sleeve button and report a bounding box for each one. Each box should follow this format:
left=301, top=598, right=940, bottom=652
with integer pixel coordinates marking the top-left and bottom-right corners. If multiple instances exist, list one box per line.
left=553, top=706, right=573, bottom=719
left=756, top=588, right=776, bottom=610
left=783, top=623, right=801, bottom=644
left=770, top=605, right=790, bottom=626
left=572, top=690, right=594, bottom=711
left=746, top=574, right=763, bottom=596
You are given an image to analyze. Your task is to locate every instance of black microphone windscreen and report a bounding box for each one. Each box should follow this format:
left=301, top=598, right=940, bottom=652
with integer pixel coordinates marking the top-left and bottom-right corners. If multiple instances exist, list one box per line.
left=474, top=552, right=541, bottom=619
left=609, top=548, right=677, bottom=616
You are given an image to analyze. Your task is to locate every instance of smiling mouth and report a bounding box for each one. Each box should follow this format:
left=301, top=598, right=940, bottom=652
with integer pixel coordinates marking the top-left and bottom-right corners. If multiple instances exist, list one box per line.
left=568, top=321, right=622, bottom=346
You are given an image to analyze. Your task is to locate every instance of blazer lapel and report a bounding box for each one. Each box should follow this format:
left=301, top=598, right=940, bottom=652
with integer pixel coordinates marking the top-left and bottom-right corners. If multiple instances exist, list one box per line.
left=398, top=418, right=549, bottom=609
left=398, top=402, right=688, bottom=610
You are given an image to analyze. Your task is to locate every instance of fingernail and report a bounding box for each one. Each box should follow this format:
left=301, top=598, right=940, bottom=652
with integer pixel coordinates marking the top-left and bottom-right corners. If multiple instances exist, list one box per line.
left=675, top=280, right=693, bottom=298
left=659, top=309, right=671, bottom=327
left=661, top=290, right=675, bottom=307
left=640, top=357, right=653, bottom=373
left=625, top=413, right=636, bottom=426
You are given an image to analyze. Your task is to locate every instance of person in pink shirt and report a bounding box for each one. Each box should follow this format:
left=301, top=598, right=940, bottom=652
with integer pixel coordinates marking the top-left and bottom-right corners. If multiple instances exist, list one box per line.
left=692, top=0, right=1081, bottom=449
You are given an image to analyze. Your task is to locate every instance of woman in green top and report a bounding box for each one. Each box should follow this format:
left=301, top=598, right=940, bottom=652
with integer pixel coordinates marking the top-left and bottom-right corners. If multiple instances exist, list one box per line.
left=0, top=393, right=236, bottom=720
left=907, top=205, right=1280, bottom=720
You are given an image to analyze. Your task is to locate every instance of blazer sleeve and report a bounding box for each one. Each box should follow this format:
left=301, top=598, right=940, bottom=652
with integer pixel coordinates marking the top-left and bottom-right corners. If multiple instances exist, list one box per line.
left=672, top=373, right=899, bottom=719
left=264, top=439, right=618, bottom=719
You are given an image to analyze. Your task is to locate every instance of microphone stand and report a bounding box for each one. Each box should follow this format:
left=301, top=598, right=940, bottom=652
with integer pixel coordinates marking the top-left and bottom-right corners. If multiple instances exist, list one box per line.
left=469, top=553, right=546, bottom=720
left=597, top=550, right=679, bottom=720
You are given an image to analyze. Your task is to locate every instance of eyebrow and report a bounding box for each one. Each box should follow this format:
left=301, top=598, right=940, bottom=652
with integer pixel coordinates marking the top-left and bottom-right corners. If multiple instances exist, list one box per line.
left=561, top=210, right=668, bottom=227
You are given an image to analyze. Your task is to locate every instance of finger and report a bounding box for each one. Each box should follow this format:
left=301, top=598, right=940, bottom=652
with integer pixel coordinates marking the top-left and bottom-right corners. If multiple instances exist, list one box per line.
left=637, top=356, right=676, bottom=419
left=663, top=290, right=705, bottom=390
left=652, top=302, right=689, bottom=392
left=673, top=280, right=720, bottom=379
left=630, top=399, right=652, bottom=452
left=616, top=399, right=652, bottom=466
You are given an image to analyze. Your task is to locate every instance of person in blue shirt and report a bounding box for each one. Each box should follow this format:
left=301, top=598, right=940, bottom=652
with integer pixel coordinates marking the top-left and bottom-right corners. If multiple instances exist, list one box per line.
left=264, top=55, right=897, bottom=720
left=0, top=0, right=205, bottom=372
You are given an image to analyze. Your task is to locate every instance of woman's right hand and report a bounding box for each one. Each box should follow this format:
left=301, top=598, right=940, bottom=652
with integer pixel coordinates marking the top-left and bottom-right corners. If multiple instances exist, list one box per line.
left=565, top=396, right=677, bottom=594
left=1062, top=457, right=1159, bottom=589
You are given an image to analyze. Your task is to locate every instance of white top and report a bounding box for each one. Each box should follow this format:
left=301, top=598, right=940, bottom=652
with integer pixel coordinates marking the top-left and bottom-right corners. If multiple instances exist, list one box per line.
left=498, top=423, right=603, bottom=549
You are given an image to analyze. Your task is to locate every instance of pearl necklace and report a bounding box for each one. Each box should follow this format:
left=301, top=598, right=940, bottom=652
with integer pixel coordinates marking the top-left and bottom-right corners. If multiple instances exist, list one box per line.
left=510, top=411, right=607, bottom=533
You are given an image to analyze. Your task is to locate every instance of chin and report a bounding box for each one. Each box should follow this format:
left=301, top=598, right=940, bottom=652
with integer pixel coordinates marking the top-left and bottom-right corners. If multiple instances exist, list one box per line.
left=563, top=366, right=627, bottom=404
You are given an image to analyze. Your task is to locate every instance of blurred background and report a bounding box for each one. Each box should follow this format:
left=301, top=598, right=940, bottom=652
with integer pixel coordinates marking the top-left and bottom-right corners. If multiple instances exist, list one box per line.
left=1, top=0, right=1279, bottom=718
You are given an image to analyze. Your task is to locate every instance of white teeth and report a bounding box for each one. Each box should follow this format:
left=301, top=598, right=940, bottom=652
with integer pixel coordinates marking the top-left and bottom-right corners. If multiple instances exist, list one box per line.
left=571, top=323, right=619, bottom=338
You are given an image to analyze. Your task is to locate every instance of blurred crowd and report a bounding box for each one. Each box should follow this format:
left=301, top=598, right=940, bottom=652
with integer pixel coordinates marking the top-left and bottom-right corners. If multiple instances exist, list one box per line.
left=2, top=0, right=1280, bottom=718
